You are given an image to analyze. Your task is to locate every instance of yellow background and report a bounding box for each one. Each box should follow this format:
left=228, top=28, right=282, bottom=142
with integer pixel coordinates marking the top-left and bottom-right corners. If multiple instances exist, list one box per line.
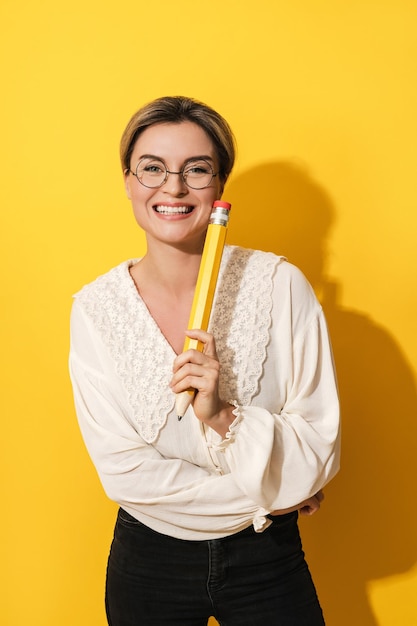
left=1, top=1, right=416, bottom=624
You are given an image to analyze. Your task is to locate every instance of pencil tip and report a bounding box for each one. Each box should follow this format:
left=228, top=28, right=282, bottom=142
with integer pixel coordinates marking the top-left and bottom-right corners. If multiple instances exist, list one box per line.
left=177, top=415, right=183, bottom=421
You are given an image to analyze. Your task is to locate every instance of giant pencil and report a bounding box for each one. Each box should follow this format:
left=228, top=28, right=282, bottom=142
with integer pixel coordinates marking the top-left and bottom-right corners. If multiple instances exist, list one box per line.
left=176, top=200, right=232, bottom=419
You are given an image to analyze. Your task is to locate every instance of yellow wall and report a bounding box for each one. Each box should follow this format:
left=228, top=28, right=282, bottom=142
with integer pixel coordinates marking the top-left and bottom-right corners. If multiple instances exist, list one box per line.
left=2, top=1, right=416, bottom=624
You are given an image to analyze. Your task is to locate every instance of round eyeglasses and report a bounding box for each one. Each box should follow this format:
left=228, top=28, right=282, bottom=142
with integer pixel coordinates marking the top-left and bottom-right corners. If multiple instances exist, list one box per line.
left=129, top=157, right=218, bottom=190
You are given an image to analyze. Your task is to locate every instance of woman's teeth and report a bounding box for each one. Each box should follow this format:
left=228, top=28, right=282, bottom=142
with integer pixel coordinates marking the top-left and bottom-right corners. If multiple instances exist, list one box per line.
left=154, top=205, right=193, bottom=215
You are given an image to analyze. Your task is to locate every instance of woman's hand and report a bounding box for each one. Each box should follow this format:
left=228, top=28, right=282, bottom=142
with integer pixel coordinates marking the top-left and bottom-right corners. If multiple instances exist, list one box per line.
left=298, top=490, right=325, bottom=515
left=270, top=490, right=325, bottom=517
left=171, top=329, right=235, bottom=436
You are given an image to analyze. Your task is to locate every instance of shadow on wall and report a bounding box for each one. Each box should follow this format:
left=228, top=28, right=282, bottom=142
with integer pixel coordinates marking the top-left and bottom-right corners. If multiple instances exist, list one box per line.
left=221, top=162, right=417, bottom=626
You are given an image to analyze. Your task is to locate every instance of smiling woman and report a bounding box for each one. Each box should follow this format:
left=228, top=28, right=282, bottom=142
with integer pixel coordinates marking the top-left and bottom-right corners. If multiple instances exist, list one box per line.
left=69, top=96, right=340, bottom=625
left=124, top=121, right=222, bottom=252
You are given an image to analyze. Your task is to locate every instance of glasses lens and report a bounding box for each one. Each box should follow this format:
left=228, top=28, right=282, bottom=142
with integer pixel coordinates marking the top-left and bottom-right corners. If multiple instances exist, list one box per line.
left=137, top=158, right=167, bottom=188
left=183, top=160, right=214, bottom=189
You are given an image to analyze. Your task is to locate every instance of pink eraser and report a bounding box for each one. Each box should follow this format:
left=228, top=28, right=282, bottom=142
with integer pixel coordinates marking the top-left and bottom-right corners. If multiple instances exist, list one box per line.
left=213, top=201, right=231, bottom=210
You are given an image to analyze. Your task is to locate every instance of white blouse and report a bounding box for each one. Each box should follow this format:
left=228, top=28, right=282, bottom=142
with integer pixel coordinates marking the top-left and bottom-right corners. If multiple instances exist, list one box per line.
left=69, top=246, right=340, bottom=540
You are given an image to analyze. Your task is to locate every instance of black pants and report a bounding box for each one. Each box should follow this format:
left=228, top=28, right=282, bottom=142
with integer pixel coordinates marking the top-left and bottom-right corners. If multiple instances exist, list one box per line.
left=105, top=508, right=325, bottom=625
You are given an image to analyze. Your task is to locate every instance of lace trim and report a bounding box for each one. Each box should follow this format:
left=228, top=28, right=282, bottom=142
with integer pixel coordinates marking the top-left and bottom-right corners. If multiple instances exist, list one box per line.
left=209, top=246, right=279, bottom=406
left=74, top=246, right=283, bottom=443
left=75, top=262, right=175, bottom=443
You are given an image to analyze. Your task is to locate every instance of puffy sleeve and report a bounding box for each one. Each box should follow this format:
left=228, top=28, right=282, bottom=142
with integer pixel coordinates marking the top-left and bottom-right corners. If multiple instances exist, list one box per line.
left=69, top=300, right=269, bottom=539
left=211, top=261, right=340, bottom=511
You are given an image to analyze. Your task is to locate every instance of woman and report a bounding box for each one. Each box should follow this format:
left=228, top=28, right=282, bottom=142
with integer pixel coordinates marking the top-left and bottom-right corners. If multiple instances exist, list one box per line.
left=69, top=96, right=340, bottom=625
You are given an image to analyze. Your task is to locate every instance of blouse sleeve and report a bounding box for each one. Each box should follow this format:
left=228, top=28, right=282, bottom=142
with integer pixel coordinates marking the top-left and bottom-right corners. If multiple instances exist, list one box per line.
left=211, top=263, right=341, bottom=511
left=69, top=301, right=268, bottom=539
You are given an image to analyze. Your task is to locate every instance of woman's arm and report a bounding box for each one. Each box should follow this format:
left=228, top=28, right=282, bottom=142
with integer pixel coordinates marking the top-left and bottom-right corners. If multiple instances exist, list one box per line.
left=69, top=301, right=271, bottom=539
left=171, top=263, right=340, bottom=513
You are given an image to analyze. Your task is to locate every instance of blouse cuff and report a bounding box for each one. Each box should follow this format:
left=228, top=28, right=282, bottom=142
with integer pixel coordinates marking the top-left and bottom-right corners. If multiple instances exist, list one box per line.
left=211, top=401, right=243, bottom=451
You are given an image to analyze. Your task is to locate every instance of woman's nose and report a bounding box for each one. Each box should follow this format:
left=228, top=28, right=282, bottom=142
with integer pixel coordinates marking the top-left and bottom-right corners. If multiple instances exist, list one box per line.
left=162, top=171, right=188, bottom=196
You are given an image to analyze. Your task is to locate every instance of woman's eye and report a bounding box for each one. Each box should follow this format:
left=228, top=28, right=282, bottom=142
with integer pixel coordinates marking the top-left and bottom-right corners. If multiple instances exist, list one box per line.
left=185, top=163, right=210, bottom=175
left=144, top=163, right=164, bottom=173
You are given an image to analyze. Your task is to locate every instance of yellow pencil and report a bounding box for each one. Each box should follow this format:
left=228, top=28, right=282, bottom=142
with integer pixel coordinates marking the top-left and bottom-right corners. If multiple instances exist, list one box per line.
left=176, top=200, right=232, bottom=419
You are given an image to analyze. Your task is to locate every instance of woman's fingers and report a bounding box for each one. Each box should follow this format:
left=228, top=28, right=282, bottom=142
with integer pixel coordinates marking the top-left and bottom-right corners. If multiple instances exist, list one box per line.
left=171, top=360, right=219, bottom=395
left=171, top=330, right=219, bottom=394
left=171, top=330, right=224, bottom=423
left=172, top=329, right=219, bottom=377
left=299, top=491, right=325, bottom=516
left=185, top=328, right=218, bottom=358
left=270, top=491, right=325, bottom=517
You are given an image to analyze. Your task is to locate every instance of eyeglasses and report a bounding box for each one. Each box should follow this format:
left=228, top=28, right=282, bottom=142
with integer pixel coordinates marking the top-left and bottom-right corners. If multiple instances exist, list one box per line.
left=129, top=157, right=218, bottom=190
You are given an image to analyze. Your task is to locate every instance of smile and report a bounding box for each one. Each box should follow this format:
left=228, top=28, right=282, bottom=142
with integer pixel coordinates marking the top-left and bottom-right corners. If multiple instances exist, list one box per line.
left=153, top=205, right=194, bottom=215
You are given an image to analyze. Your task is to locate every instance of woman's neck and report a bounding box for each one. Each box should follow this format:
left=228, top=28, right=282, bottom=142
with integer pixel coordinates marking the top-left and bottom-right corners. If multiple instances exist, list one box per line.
left=136, top=242, right=203, bottom=299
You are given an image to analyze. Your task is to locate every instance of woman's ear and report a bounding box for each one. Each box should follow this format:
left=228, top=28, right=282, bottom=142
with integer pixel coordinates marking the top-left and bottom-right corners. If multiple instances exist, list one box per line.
left=124, top=169, right=132, bottom=200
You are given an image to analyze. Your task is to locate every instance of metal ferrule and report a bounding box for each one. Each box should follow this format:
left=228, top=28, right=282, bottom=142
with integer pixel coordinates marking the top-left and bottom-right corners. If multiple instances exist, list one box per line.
left=209, top=207, right=230, bottom=226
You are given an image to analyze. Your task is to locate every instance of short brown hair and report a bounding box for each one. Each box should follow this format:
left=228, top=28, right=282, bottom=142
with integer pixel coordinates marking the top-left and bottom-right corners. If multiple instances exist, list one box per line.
left=120, top=96, right=236, bottom=184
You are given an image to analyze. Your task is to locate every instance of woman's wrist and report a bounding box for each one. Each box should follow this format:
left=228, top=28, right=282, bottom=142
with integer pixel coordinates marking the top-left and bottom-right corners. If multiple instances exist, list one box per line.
left=205, top=401, right=236, bottom=438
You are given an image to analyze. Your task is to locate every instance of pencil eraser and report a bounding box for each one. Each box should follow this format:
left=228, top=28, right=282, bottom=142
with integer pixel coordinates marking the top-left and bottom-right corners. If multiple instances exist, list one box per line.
left=213, top=201, right=231, bottom=211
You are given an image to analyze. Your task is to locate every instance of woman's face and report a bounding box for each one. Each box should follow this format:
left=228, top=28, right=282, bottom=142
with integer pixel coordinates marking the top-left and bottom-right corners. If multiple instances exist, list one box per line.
left=125, top=121, right=223, bottom=251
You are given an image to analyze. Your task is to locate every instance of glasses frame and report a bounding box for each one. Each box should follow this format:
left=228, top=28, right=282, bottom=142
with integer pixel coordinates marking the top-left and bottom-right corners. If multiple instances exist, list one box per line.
left=129, top=157, right=219, bottom=190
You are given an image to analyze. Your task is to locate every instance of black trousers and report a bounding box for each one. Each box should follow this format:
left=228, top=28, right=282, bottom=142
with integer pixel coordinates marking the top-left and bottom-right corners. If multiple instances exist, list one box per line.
left=105, top=508, right=325, bottom=626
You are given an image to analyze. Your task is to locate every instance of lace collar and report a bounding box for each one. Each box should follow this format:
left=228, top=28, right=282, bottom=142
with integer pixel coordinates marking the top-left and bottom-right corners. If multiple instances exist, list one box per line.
left=75, top=246, right=282, bottom=443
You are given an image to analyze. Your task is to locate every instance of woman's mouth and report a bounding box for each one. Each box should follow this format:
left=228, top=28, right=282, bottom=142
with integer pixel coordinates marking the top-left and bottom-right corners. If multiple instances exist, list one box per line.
left=153, top=204, right=194, bottom=215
